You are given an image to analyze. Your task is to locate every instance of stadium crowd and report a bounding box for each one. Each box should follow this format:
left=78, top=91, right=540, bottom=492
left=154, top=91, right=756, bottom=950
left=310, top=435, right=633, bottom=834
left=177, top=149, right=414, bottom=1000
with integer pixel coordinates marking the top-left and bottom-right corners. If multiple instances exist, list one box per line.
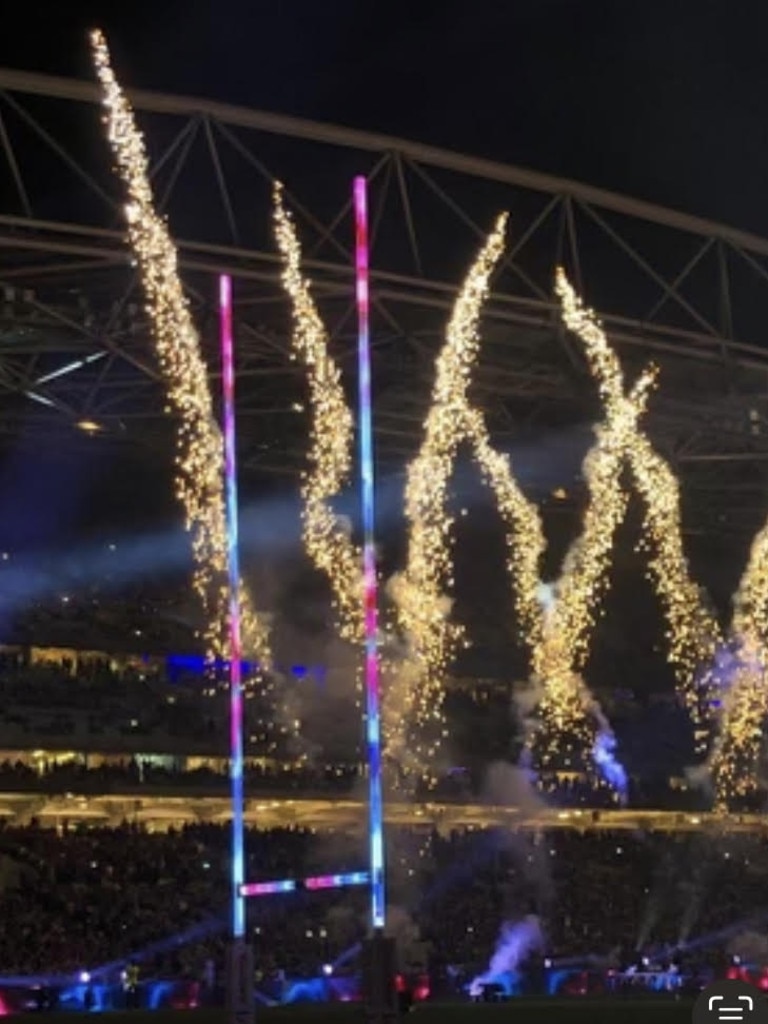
left=0, top=664, right=222, bottom=753
left=0, top=644, right=757, bottom=996
left=0, top=821, right=763, bottom=986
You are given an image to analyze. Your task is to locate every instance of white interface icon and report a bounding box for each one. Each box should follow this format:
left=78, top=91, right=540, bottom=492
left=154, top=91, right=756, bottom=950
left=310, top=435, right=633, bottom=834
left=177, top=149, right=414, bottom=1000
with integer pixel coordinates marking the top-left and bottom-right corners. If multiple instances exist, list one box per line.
left=709, top=994, right=755, bottom=1022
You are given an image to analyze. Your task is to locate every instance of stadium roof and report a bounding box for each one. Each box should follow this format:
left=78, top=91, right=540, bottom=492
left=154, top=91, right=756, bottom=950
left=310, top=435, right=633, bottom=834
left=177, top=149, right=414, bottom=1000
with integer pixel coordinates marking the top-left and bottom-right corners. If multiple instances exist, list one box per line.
left=1, top=68, right=768, bottom=537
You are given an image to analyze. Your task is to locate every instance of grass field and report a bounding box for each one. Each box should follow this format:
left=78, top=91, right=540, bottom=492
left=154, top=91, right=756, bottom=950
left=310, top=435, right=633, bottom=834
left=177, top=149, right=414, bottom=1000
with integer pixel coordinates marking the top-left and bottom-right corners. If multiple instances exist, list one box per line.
left=41, top=998, right=697, bottom=1024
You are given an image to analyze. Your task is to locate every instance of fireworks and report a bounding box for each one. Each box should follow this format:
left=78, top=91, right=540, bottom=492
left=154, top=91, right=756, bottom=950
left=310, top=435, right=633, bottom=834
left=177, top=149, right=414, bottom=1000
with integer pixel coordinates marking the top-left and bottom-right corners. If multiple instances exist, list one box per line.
left=557, top=270, right=720, bottom=755
left=556, top=270, right=768, bottom=808
left=392, top=214, right=508, bottom=774
left=523, top=288, right=655, bottom=792
left=272, top=197, right=511, bottom=780
left=272, top=184, right=362, bottom=643
left=630, top=434, right=721, bottom=741
left=91, top=32, right=286, bottom=748
left=463, top=270, right=652, bottom=795
left=711, top=513, right=768, bottom=807
left=91, top=33, right=768, bottom=808
left=529, top=375, right=652, bottom=791
left=734, top=523, right=768, bottom=646
left=465, top=409, right=545, bottom=649
left=708, top=639, right=767, bottom=808
left=391, top=240, right=646, bottom=792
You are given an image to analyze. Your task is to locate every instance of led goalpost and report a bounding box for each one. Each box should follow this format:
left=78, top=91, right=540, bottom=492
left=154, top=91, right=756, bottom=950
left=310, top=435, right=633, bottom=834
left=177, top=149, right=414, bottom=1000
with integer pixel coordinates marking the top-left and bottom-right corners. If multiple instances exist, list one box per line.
left=219, top=275, right=247, bottom=943
left=354, top=176, right=387, bottom=933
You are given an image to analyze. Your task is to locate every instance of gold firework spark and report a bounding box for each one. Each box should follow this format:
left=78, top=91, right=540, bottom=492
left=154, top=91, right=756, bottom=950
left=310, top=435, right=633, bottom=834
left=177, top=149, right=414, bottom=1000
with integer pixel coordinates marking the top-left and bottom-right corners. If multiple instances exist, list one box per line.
left=392, top=214, right=508, bottom=775
left=556, top=271, right=768, bottom=809
left=464, top=409, right=545, bottom=649
left=529, top=368, right=653, bottom=788
left=711, top=520, right=768, bottom=807
left=272, top=184, right=362, bottom=643
left=557, top=270, right=720, bottom=756
left=459, top=271, right=652, bottom=793
left=91, top=32, right=288, bottom=750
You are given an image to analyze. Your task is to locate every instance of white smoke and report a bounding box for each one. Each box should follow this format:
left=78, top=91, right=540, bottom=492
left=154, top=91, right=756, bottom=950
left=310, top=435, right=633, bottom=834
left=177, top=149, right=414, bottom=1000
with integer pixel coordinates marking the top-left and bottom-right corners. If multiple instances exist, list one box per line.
left=271, top=598, right=363, bottom=764
left=469, top=915, right=545, bottom=997
left=382, top=571, right=455, bottom=774
left=385, top=904, right=421, bottom=954
left=483, top=760, right=544, bottom=812
left=335, top=514, right=353, bottom=539
left=536, top=581, right=557, bottom=620
left=481, top=762, right=553, bottom=908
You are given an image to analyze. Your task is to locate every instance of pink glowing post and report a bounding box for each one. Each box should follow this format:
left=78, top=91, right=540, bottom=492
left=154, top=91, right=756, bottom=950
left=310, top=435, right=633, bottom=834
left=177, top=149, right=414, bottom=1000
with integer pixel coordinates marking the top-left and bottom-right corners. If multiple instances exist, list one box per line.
left=305, top=871, right=369, bottom=891
left=241, top=879, right=296, bottom=897
left=221, top=275, right=254, bottom=1024
left=220, top=274, right=246, bottom=943
left=354, top=175, right=386, bottom=932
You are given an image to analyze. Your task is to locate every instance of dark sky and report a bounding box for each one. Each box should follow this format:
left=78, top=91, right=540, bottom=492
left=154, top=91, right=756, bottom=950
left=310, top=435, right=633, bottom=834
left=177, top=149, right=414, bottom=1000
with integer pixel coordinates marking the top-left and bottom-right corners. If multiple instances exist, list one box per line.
left=3, top=0, right=768, bottom=234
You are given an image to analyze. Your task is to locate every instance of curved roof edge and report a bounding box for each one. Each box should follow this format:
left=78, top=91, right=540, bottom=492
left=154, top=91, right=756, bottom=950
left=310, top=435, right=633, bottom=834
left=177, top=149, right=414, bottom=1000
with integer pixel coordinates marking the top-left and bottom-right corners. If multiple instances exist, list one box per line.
left=1, top=66, right=768, bottom=258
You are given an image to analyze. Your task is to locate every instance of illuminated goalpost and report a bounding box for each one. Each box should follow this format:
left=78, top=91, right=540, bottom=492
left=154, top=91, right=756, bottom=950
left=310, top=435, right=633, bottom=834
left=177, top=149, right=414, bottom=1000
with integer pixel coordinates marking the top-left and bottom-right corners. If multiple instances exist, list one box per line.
left=353, top=175, right=387, bottom=935
left=223, top=178, right=395, bottom=1022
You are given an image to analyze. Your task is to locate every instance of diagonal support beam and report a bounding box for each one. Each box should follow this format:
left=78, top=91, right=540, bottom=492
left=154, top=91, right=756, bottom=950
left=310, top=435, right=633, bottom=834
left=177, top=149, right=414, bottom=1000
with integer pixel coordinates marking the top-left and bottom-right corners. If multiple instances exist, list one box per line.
left=0, top=91, right=116, bottom=210
left=578, top=200, right=720, bottom=336
left=0, top=105, right=31, bottom=216
left=405, top=157, right=547, bottom=300
left=394, top=153, right=422, bottom=276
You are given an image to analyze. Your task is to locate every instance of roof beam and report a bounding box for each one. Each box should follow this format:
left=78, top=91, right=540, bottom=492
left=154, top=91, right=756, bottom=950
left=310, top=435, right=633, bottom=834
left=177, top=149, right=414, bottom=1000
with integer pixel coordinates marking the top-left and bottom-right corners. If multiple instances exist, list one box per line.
left=0, top=68, right=768, bottom=257
left=2, top=216, right=768, bottom=373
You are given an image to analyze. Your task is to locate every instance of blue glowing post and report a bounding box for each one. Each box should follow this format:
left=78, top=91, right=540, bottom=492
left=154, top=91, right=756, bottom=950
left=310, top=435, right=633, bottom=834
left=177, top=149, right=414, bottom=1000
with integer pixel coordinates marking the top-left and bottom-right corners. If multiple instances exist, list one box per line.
left=354, top=176, right=386, bottom=933
left=220, top=275, right=253, bottom=1024
left=220, top=273, right=246, bottom=941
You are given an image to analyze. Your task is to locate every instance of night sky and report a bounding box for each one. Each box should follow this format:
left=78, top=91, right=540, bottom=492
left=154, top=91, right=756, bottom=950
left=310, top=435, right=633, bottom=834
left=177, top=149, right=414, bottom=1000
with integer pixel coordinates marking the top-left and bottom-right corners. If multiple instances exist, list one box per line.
left=3, top=0, right=768, bottom=233
left=0, top=1, right=765, bottom=688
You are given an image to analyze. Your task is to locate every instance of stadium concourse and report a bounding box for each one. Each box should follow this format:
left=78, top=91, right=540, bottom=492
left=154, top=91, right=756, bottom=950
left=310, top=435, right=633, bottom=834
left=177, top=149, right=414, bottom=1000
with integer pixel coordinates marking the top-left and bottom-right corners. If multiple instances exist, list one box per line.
left=0, top=788, right=763, bottom=833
